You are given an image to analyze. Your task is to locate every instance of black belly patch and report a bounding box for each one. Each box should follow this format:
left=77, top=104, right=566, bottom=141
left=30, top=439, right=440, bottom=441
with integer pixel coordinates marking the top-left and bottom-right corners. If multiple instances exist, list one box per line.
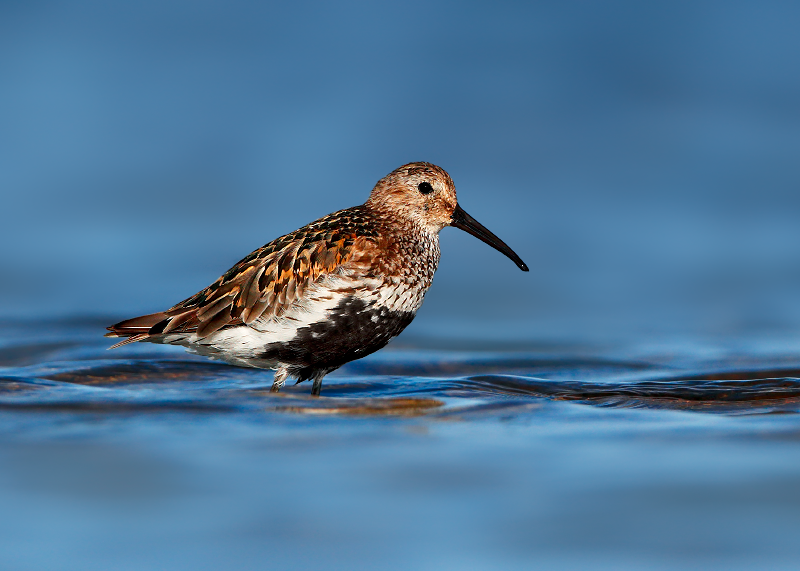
left=259, top=297, right=415, bottom=378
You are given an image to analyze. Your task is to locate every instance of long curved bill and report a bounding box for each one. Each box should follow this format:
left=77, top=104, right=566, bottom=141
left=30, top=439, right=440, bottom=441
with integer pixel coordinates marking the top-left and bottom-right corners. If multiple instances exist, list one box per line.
left=451, top=205, right=529, bottom=271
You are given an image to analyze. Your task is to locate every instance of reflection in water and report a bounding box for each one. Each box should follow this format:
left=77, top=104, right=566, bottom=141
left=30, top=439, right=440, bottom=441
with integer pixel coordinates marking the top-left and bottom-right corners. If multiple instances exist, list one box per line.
left=4, top=340, right=800, bottom=415
left=273, top=397, right=444, bottom=417
left=2, top=320, right=800, bottom=570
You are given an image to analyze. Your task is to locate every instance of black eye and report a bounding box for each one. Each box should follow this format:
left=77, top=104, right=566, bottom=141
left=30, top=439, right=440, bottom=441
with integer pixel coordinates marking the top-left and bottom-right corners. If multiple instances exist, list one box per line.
left=418, top=181, right=434, bottom=195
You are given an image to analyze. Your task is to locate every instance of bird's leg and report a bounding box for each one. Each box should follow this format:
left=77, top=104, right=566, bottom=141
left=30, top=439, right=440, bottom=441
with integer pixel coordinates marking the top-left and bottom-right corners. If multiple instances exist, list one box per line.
left=310, top=377, right=323, bottom=397
left=271, top=367, right=289, bottom=393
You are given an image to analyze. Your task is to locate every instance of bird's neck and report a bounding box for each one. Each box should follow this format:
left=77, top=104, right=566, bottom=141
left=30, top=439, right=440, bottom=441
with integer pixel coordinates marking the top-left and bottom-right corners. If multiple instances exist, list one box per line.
left=364, top=203, right=440, bottom=240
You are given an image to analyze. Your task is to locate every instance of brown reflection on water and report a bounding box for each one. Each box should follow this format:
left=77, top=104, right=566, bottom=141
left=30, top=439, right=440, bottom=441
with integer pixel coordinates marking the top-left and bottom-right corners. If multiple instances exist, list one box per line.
left=272, top=397, right=444, bottom=417
left=46, top=362, right=234, bottom=386
left=0, top=377, right=44, bottom=393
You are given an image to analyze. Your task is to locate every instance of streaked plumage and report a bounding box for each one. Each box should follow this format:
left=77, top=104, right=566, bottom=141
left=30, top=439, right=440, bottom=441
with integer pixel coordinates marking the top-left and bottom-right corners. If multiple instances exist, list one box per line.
left=106, top=162, right=527, bottom=395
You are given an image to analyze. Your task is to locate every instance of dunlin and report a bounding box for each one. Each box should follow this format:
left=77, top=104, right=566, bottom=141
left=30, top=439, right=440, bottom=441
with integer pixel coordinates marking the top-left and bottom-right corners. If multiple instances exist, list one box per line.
left=107, top=162, right=528, bottom=395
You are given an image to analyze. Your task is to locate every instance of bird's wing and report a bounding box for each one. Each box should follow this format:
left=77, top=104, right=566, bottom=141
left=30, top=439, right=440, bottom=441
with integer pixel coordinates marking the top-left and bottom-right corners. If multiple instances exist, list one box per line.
left=106, top=207, right=380, bottom=345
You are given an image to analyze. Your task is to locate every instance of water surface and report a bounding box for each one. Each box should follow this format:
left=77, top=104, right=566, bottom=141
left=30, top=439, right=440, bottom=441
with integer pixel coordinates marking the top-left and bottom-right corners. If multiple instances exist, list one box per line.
left=2, top=319, right=800, bottom=571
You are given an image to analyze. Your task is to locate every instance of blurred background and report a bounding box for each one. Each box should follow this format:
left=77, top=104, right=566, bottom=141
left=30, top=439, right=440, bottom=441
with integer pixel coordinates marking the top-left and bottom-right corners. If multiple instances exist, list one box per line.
left=2, top=2, right=800, bottom=571
left=2, top=0, right=799, bottom=340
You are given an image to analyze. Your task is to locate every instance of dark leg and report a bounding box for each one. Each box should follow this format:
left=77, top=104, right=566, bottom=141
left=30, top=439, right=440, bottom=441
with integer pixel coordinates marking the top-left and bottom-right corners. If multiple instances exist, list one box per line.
left=311, top=377, right=322, bottom=396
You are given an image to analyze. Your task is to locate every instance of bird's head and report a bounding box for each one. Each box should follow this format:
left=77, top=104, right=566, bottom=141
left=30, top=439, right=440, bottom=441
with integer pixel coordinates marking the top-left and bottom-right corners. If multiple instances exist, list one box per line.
left=366, top=162, right=528, bottom=271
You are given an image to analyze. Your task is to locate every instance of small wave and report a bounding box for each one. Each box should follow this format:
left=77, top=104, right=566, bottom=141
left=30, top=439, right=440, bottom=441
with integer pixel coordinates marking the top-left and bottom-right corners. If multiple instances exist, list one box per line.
left=449, top=374, right=800, bottom=413
left=2, top=336, right=800, bottom=416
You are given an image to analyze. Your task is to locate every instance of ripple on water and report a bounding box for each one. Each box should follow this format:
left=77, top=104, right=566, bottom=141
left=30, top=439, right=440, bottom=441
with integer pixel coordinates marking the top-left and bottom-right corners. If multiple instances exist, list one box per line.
left=3, top=321, right=800, bottom=570
left=1, top=323, right=800, bottom=417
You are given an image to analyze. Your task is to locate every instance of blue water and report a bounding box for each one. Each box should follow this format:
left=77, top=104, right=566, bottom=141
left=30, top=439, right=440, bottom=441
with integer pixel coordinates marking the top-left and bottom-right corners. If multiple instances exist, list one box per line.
left=2, top=320, right=800, bottom=570
left=3, top=1, right=800, bottom=569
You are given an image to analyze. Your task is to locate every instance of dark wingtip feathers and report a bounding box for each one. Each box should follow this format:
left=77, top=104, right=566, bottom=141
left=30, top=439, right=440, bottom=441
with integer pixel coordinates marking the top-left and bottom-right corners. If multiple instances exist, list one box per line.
left=105, top=312, right=170, bottom=349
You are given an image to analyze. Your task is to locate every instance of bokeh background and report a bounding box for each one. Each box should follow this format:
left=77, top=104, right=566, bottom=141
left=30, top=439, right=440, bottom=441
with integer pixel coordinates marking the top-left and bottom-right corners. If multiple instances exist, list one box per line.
left=3, top=2, right=800, bottom=571
left=3, top=0, right=799, bottom=340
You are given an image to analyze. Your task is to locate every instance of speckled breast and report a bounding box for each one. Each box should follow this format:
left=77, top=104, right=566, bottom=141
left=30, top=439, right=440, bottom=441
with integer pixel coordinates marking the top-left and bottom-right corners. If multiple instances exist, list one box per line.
left=259, top=226, right=440, bottom=373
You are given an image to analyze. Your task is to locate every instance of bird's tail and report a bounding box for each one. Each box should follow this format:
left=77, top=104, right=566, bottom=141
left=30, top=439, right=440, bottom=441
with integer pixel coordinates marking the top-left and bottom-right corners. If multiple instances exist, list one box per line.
left=105, top=312, right=169, bottom=349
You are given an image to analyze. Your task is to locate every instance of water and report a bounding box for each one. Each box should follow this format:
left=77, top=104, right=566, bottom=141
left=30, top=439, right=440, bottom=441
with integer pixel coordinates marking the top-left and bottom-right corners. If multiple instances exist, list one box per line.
left=3, top=1, right=800, bottom=569
left=1, top=319, right=800, bottom=570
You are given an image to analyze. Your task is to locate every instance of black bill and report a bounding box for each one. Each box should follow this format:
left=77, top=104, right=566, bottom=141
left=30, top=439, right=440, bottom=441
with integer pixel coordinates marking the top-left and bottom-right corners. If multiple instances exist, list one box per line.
left=450, top=205, right=529, bottom=271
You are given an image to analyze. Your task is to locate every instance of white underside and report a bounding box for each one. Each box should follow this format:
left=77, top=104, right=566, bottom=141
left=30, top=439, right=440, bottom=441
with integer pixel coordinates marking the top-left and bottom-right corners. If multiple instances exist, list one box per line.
left=161, top=270, right=428, bottom=370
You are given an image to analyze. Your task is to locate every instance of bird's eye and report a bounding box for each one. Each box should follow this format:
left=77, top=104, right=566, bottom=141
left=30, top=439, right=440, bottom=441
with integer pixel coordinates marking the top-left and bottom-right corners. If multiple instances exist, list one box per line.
left=418, top=182, right=434, bottom=195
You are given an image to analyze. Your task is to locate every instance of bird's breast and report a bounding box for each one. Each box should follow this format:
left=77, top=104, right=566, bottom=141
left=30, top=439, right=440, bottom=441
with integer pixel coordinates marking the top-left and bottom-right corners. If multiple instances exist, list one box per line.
left=348, top=226, right=440, bottom=310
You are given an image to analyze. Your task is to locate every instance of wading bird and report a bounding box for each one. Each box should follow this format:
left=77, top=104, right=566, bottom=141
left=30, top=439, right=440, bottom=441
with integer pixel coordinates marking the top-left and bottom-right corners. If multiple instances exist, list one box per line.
left=107, top=162, right=528, bottom=395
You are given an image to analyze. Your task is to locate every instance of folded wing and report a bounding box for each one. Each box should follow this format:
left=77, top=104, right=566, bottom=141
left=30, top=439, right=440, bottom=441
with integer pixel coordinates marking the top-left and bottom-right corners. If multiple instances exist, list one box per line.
left=106, top=208, right=373, bottom=347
